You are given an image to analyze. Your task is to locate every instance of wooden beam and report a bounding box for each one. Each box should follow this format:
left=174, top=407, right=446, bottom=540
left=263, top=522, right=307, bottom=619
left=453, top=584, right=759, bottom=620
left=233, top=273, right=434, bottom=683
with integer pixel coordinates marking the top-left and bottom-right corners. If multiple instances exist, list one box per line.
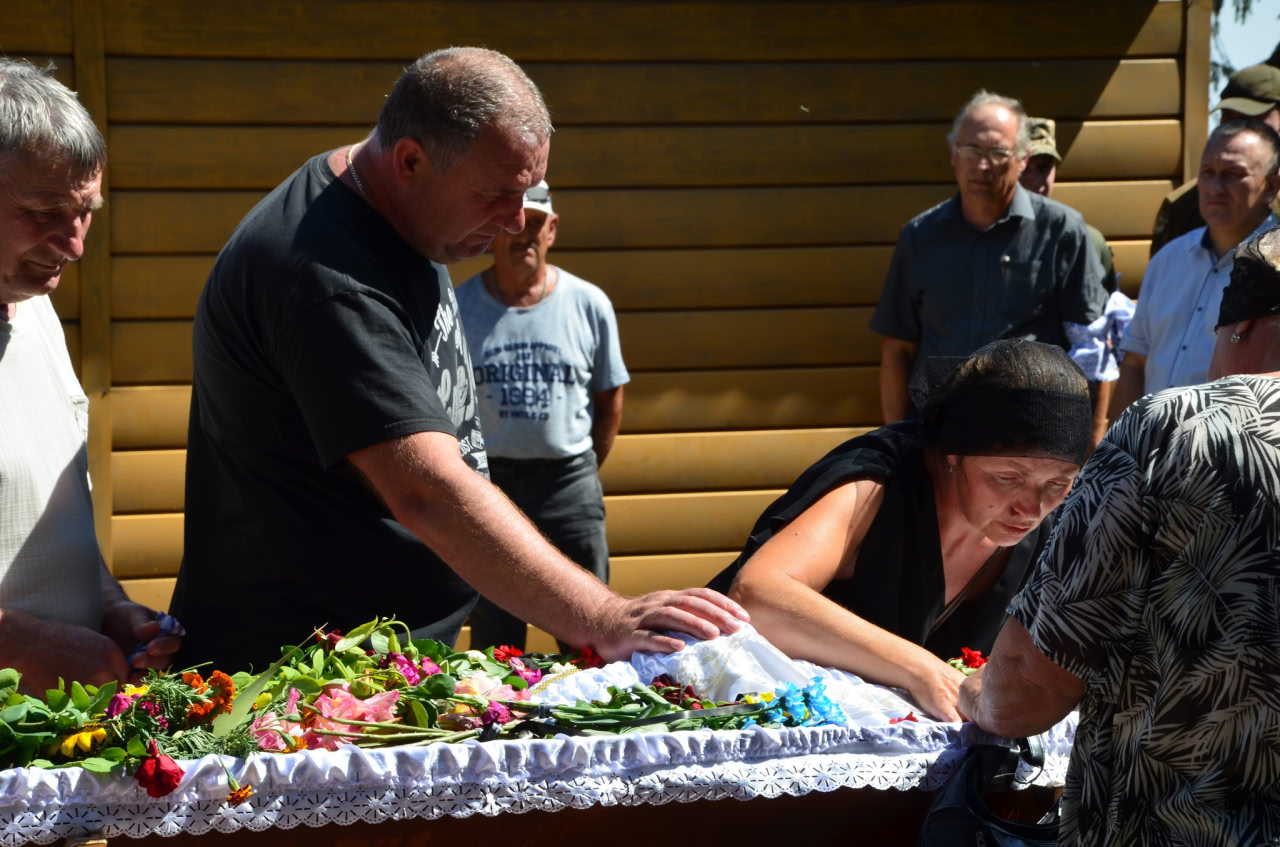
left=110, top=428, right=868, bottom=511
left=100, top=1, right=1180, bottom=61
left=109, top=368, right=883, bottom=449
left=104, top=57, right=1183, bottom=126
left=72, top=0, right=113, bottom=565
left=5, top=0, right=74, bottom=53
left=111, top=182, right=1175, bottom=254
left=109, top=308, right=882, bottom=384
left=1182, top=0, right=1212, bottom=184
left=105, top=121, right=1184, bottom=190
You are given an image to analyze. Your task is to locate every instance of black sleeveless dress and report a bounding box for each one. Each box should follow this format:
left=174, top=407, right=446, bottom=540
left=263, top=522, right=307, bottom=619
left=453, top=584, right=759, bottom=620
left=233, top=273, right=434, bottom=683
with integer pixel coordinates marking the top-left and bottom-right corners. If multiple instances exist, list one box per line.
left=707, top=420, right=1053, bottom=660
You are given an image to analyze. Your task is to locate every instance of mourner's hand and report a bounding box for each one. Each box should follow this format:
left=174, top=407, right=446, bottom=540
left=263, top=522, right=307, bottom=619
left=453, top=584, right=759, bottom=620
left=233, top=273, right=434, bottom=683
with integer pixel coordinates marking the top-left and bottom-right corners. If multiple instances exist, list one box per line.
left=909, top=657, right=969, bottom=723
left=102, top=600, right=185, bottom=681
left=592, top=588, right=750, bottom=663
left=956, top=664, right=984, bottom=722
left=0, top=609, right=131, bottom=695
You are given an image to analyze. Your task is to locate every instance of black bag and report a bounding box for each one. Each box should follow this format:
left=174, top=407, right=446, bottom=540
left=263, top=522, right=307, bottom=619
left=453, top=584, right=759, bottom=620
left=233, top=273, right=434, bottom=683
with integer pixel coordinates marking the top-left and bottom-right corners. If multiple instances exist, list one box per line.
left=917, top=736, right=1059, bottom=847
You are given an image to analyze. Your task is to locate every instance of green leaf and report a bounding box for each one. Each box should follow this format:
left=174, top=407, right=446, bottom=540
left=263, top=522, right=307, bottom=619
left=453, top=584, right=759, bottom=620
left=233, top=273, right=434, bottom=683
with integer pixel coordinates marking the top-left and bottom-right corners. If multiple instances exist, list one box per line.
left=310, top=647, right=325, bottom=677
left=28, top=758, right=53, bottom=770
left=230, top=672, right=254, bottom=690
left=0, top=669, right=21, bottom=703
left=0, top=703, right=29, bottom=724
left=419, top=673, right=456, bottom=699
left=333, top=618, right=378, bottom=653
left=478, top=659, right=508, bottom=676
left=387, top=631, right=402, bottom=655
left=5, top=693, right=24, bottom=707
left=370, top=629, right=390, bottom=656
left=410, top=639, right=447, bottom=662
left=77, top=756, right=122, bottom=773
left=212, top=642, right=304, bottom=737
left=45, top=690, right=69, bottom=712
left=69, top=681, right=91, bottom=712
left=86, top=681, right=117, bottom=716
left=287, top=677, right=324, bottom=696
left=126, top=737, right=147, bottom=757
left=503, top=674, right=528, bottom=691
left=408, top=699, right=431, bottom=728
left=99, top=746, right=127, bottom=762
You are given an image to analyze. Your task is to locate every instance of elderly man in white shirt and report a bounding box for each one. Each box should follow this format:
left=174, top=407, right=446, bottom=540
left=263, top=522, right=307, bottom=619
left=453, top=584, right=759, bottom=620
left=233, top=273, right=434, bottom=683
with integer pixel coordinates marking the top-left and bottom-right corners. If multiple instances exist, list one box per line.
left=1110, top=119, right=1280, bottom=417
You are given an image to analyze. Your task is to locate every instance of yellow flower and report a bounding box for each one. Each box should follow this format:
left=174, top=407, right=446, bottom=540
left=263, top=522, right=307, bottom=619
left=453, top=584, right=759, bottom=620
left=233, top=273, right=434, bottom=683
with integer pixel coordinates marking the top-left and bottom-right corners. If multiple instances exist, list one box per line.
left=252, top=692, right=272, bottom=711
left=743, top=692, right=775, bottom=705
left=54, top=727, right=107, bottom=757
left=122, top=685, right=148, bottom=697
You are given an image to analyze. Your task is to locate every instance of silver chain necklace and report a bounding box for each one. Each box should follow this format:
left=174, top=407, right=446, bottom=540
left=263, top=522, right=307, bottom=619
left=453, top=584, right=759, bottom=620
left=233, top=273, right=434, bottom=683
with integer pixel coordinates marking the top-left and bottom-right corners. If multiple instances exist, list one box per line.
left=345, top=144, right=369, bottom=200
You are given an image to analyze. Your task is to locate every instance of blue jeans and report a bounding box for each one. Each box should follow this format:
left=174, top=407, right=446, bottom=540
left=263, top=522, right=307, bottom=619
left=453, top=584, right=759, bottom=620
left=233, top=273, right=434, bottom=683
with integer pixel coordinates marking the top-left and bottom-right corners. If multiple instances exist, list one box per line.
left=469, top=450, right=609, bottom=651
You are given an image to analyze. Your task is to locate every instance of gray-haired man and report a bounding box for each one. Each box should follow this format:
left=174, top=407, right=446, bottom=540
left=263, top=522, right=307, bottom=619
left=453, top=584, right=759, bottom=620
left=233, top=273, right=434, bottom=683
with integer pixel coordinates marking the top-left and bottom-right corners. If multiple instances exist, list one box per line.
left=171, top=47, right=745, bottom=671
left=872, top=90, right=1109, bottom=431
left=0, top=59, right=182, bottom=693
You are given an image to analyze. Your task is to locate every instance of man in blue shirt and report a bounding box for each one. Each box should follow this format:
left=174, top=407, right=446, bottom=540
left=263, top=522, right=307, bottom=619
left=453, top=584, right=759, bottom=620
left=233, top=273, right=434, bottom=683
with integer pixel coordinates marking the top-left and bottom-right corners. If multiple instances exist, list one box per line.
left=1110, top=119, right=1280, bottom=417
left=872, top=91, right=1108, bottom=429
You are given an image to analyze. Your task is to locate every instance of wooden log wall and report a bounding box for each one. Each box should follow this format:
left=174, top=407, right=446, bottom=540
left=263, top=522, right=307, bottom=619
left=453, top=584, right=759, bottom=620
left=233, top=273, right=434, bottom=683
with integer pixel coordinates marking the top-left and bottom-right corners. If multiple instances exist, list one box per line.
left=5, top=0, right=1208, bottom=651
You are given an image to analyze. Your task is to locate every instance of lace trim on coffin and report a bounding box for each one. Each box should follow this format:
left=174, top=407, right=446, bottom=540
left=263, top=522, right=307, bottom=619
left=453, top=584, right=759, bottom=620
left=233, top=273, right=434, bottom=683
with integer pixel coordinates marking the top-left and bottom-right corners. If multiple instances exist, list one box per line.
left=0, top=719, right=1073, bottom=844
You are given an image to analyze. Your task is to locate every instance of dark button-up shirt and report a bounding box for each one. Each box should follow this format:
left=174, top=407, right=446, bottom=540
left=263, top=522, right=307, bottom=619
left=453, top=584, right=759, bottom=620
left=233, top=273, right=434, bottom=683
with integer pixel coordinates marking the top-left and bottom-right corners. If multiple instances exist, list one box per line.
left=872, top=184, right=1107, bottom=389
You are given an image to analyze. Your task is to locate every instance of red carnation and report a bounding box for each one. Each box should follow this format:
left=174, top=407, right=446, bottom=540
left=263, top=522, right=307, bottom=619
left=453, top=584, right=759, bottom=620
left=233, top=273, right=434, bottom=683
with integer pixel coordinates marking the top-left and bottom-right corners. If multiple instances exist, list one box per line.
left=136, top=740, right=184, bottom=798
left=961, top=647, right=987, bottom=669
left=493, top=645, right=524, bottom=664
left=889, top=712, right=919, bottom=725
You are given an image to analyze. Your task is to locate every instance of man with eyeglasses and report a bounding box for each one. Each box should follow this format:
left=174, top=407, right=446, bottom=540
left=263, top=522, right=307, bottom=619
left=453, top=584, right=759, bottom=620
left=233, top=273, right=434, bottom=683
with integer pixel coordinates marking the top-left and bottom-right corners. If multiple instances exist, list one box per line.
left=872, top=90, right=1108, bottom=428
left=455, top=181, right=628, bottom=651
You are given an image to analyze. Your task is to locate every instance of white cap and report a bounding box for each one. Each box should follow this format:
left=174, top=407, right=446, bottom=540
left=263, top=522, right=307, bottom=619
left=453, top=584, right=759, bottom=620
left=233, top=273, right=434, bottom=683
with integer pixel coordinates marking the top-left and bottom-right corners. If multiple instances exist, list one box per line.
left=523, top=180, right=553, bottom=215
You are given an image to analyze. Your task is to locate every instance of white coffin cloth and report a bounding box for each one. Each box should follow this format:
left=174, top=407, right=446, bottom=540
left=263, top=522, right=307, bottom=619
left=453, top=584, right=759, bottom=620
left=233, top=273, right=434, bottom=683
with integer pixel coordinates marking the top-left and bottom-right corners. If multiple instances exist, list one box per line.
left=0, top=626, right=1075, bottom=844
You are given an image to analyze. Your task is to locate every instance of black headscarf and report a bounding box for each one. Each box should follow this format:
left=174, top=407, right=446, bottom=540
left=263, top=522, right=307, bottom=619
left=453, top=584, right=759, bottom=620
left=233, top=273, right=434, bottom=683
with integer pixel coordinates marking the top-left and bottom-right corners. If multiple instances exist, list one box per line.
left=914, top=339, right=1093, bottom=467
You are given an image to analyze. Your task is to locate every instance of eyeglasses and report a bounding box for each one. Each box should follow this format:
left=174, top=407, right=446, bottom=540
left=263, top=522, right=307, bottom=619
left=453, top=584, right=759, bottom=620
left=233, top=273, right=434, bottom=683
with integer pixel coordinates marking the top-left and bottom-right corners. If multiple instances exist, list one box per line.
left=955, top=144, right=1018, bottom=166
left=525, top=185, right=551, bottom=203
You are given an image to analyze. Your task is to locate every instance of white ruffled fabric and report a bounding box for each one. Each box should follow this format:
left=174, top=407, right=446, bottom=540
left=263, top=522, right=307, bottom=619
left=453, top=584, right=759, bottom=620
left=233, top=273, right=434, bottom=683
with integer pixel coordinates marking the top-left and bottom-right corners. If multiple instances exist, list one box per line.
left=0, top=626, right=1076, bottom=844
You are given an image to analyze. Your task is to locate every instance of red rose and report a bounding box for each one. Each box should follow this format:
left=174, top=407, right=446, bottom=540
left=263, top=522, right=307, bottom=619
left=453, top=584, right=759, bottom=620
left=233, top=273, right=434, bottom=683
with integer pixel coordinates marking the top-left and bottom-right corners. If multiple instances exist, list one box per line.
left=136, top=740, right=185, bottom=798
left=961, top=647, right=987, bottom=669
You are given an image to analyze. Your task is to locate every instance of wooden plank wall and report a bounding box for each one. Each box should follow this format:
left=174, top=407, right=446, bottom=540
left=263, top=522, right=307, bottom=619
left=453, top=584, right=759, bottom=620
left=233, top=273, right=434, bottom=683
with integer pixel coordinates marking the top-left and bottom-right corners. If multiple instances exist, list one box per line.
left=5, top=0, right=1204, bottom=652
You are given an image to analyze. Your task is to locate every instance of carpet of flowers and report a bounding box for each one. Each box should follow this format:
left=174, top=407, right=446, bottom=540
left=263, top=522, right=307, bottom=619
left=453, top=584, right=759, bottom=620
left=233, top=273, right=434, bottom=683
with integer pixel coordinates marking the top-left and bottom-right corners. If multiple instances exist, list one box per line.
left=0, top=617, right=849, bottom=803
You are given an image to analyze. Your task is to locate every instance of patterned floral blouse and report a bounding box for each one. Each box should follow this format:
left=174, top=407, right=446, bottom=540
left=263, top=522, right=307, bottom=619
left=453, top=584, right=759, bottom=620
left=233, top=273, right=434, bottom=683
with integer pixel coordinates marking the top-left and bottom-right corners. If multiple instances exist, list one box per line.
left=1010, top=375, right=1280, bottom=846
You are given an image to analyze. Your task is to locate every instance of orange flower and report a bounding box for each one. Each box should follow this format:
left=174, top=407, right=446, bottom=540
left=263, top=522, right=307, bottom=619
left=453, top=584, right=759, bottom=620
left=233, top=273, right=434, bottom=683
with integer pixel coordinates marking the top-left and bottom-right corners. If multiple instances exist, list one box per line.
left=186, top=671, right=236, bottom=722
left=226, top=784, right=253, bottom=805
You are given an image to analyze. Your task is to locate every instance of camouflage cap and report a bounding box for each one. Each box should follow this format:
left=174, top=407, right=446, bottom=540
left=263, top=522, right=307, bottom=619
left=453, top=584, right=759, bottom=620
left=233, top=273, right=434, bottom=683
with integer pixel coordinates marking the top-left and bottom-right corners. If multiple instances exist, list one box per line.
left=1215, top=63, right=1280, bottom=117
left=1025, top=117, right=1062, bottom=163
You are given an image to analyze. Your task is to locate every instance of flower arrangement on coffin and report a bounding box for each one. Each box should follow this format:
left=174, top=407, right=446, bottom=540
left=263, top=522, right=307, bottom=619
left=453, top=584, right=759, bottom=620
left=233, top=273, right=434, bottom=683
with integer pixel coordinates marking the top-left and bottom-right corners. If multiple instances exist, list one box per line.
left=0, top=616, right=848, bottom=800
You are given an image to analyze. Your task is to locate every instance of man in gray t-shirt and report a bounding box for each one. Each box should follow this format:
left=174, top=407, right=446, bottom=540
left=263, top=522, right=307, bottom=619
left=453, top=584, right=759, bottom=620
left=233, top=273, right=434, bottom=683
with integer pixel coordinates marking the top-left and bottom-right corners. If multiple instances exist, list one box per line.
left=456, top=181, right=629, bottom=650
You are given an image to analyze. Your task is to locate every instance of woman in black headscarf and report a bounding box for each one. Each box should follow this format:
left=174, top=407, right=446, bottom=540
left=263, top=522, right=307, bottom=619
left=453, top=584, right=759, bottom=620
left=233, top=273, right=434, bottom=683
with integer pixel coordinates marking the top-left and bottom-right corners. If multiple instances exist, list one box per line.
left=707, top=338, right=1094, bottom=721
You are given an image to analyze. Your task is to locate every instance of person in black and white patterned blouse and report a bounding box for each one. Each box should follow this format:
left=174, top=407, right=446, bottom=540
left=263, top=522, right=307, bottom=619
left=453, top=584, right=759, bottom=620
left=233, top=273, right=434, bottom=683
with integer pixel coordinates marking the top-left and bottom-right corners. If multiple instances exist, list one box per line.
left=960, top=225, right=1280, bottom=846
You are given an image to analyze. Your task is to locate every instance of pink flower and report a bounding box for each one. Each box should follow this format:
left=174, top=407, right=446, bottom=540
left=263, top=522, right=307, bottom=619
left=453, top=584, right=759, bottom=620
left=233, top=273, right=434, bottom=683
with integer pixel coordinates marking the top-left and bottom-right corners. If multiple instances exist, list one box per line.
left=251, top=687, right=306, bottom=752
left=508, top=658, right=542, bottom=686
left=482, top=701, right=512, bottom=725
left=304, top=685, right=400, bottom=751
left=105, top=693, right=134, bottom=718
left=420, top=658, right=442, bottom=676
left=386, top=653, right=421, bottom=686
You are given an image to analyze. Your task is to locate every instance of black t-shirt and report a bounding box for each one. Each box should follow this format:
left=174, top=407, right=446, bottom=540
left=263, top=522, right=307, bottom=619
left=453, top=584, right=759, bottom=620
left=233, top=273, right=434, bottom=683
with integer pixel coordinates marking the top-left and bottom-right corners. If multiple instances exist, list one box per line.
left=707, top=421, right=1051, bottom=660
left=170, top=151, right=487, bottom=672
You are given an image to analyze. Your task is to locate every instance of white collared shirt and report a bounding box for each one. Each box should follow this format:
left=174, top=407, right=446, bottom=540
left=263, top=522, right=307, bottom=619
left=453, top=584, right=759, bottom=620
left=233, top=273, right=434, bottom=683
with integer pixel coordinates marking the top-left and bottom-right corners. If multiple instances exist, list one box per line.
left=1119, top=214, right=1278, bottom=394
